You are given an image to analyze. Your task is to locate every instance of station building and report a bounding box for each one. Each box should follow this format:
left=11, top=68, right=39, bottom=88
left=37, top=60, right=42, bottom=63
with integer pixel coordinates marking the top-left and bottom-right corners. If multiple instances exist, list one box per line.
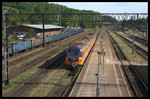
left=7, top=24, right=64, bottom=39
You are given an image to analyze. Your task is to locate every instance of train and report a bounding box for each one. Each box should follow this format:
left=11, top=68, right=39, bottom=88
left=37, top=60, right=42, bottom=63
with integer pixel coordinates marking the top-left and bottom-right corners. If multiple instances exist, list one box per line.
left=65, top=32, right=96, bottom=69
left=2, top=28, right=84, bottom=58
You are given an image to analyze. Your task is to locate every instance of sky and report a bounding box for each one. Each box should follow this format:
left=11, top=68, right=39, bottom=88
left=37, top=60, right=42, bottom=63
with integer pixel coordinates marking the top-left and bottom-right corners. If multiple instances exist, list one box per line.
left=49, top=2, right=148, bottom=13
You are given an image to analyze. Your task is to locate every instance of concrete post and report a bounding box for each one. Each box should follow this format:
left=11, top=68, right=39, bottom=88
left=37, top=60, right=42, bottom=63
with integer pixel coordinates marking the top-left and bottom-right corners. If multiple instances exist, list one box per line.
left=4, top=10, right=9, bottom=85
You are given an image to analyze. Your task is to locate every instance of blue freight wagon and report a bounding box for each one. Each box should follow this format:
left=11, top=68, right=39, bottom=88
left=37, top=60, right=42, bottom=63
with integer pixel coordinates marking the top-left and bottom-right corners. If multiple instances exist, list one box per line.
left=12, top=40, right=31, bottom=53
left=4, top=28, right=84, bottom=57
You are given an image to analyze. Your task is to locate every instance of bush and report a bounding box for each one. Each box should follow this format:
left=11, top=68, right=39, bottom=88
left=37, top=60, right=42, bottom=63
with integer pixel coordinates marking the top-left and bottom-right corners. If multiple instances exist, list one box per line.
left=8, top=33, right=18, bottom=42
left=26, top=29, right=35, bottom=38
left=2, top=31, right=18, bottom=43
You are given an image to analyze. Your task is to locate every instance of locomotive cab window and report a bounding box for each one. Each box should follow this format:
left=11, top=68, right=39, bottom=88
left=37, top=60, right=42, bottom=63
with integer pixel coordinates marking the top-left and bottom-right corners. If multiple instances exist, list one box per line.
left=67, top=49, right=81, bottom=57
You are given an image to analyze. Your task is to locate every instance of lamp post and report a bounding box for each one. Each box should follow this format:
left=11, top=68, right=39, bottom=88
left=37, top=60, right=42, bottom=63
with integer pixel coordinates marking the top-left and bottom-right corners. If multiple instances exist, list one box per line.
left=96, top=50, right=101, bottom=97
left=100, top=38, right=102, bottom=64
left=101, top=49, right=105, bottom=75
left=100, top=37, right=103, bottom=49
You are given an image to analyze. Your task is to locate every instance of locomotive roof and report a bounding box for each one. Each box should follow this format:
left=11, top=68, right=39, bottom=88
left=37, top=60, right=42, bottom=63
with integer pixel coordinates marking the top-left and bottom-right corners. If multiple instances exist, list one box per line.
left=74, top=33, right=95, bottom=49
left=68, top=45, right=81, bottom=51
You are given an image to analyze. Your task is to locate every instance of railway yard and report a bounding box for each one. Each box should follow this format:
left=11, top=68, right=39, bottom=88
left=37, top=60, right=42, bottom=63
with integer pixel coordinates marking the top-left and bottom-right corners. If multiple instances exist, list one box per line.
left=2, top=2, right=148, bottom=97
left=2, top=27, right=148, bottom=97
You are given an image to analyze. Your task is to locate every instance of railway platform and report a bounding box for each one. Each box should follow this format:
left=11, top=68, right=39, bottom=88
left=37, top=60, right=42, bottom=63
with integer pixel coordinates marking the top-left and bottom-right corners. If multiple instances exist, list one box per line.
left=69, top=30, right=131, bottom=97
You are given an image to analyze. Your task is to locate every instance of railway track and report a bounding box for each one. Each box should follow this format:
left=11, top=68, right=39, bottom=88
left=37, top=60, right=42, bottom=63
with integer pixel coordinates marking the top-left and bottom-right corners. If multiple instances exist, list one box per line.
left=108, top=30, right=148, bottom=97
left=4, top=52, right=65, bottom=97
left=47, top=70, right=75, bottom=97
left=114, top=32, right=148, bottom=61
left=2, top=49, right=60, bottom=82
left=124, top=31, right=148, bottom=46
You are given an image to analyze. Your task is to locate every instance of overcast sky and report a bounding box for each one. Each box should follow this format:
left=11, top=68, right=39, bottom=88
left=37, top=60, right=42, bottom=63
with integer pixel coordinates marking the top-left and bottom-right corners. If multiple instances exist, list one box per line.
left=49, top=2, right=148, bottom=13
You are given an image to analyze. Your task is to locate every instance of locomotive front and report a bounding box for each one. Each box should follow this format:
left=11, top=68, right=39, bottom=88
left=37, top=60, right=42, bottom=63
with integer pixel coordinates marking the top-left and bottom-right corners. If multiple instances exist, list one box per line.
left=65, top=45, right=82, bottom=69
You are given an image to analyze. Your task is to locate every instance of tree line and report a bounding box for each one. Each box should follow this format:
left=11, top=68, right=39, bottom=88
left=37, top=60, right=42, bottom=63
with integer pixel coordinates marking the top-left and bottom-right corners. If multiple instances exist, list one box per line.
left=2, top=2, right=147, bottom=30
left=2, top=2, right=117, bottom=28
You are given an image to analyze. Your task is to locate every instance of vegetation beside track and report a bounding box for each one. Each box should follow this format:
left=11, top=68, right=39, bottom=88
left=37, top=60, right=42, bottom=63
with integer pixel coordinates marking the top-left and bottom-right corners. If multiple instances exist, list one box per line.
left=128, top=29, right=146, bottom=37
left=107, top=30, right=147, bottom=62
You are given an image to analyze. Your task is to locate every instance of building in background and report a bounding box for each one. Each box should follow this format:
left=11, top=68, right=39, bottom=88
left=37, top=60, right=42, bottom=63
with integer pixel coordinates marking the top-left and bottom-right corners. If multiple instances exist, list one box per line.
left=7, top=24, right=64, bottom=39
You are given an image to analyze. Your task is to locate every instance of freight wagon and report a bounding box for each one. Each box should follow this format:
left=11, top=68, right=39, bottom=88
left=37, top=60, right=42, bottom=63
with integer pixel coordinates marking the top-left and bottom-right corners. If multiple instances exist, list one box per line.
left=2, top=28, right=84, bottom=58
left=12, top=40, right=31, bottom=53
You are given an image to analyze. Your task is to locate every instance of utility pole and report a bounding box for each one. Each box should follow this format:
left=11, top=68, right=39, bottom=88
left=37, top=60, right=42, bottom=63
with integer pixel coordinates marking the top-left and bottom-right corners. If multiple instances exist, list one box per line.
left=132, top=16, right=135, bottom=54
left=42, top=14, right=45, bottom=48
left=4, top=10, right=9, bottom=85
left=101, top=49, right=106, bottom=76
left=69, top=21, right=71, bottom=46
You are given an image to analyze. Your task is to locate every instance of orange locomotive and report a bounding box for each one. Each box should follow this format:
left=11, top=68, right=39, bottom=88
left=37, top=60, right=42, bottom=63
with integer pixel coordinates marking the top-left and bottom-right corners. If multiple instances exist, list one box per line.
left=65, top=33, right=96, bottom=69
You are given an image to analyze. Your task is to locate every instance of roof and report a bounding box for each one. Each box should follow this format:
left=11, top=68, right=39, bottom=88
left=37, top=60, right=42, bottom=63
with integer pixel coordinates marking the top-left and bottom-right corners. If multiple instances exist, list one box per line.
left=21, top=24, right=64, bottom=30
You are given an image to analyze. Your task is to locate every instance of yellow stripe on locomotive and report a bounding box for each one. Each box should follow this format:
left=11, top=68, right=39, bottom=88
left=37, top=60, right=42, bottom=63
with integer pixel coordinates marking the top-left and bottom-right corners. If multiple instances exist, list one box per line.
left=65, top=57, right=83, bottom=66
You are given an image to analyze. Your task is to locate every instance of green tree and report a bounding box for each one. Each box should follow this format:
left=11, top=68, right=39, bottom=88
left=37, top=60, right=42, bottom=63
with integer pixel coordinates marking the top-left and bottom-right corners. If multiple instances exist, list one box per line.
left=12, top=33, right=18, bottom=40
left=26, top=29, right=35, bottom=38
left=8, top=33, right=18, bottom=42
left=2, top=2, right=119, bottom=29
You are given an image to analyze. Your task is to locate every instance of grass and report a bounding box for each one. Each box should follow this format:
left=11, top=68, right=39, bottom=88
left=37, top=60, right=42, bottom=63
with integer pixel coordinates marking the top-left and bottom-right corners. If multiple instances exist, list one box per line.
left=2, top=72, right=32, bottom=94
left=108, top=30, right=146, bottom=62
left=25, top=69, right=67, bottom=97
left=128, top=29, right=146, bottom=37
left=117, top=29, right=146, bottom=37
left=2, top=78, right=24, bottom=90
